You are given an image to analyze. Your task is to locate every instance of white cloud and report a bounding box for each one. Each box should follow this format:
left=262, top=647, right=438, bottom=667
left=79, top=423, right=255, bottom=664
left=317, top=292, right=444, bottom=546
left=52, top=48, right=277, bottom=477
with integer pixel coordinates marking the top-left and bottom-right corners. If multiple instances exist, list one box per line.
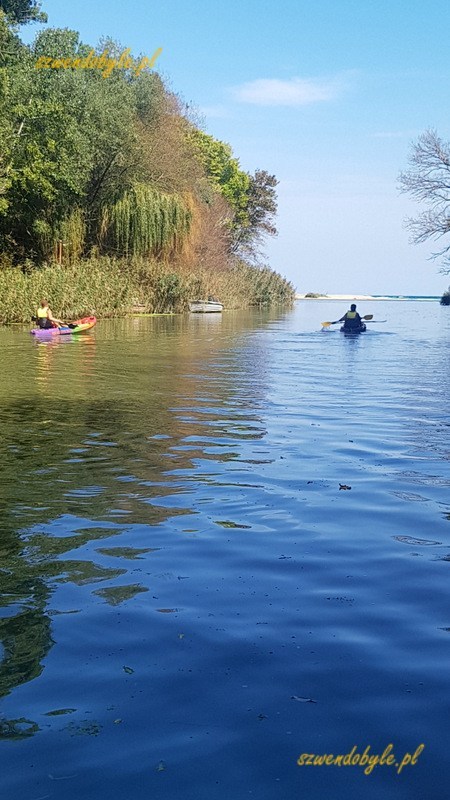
left=231, top=75, right=346, bottom=107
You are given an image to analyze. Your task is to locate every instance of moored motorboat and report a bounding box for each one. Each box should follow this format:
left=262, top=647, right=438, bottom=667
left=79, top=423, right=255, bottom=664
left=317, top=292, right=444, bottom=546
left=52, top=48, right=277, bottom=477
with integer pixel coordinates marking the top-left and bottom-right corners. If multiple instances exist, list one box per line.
left=188, top=300, right=223, bottom=313
left=31, top=316, right=97, bottom=336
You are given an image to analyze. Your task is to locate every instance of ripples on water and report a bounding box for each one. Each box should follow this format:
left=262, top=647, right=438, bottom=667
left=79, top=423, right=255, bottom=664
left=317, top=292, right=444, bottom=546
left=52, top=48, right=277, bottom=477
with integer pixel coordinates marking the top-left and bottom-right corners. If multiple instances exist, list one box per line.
left=1, top=302, right=449, bottom=799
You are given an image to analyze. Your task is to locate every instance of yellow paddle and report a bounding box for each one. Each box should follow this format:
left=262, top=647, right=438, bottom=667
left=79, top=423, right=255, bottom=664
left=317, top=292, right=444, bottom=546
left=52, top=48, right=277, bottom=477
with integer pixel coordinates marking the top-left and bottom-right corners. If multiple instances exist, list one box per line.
left=322, top=314, right=373, bottom=327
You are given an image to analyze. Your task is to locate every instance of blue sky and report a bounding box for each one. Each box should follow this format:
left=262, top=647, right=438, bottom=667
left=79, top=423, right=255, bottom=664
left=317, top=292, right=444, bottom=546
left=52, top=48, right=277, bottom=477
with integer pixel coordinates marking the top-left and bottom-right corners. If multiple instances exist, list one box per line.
left=21, top=0, right=450, bottom=294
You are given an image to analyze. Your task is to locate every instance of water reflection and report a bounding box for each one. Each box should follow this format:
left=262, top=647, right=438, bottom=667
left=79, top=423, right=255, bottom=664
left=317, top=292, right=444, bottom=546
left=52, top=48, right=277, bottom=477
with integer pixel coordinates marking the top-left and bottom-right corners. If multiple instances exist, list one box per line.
left=34, top=335, right=96, bottom=396
left=1, top=305, right=449, bottom=800
left=0, top=312, right=272, bottom=710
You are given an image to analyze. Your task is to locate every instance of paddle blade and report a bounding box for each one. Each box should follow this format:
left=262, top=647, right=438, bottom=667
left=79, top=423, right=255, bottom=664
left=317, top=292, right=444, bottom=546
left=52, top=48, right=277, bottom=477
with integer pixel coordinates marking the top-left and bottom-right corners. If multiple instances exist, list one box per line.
left=362, top=314, right=373, bottom=320
left=321, top=321, right=332, bottom=327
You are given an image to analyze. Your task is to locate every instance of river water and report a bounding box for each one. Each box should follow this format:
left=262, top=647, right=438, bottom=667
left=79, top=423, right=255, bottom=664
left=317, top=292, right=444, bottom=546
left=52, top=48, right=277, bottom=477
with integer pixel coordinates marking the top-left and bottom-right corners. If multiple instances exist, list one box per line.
left=1, top=301, right=449, bottom=799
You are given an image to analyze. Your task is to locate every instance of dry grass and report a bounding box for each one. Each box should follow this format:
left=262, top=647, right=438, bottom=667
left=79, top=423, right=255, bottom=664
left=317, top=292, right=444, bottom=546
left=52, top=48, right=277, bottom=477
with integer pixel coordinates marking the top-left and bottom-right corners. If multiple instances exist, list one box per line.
left=0, top=257, right=295, bottom=323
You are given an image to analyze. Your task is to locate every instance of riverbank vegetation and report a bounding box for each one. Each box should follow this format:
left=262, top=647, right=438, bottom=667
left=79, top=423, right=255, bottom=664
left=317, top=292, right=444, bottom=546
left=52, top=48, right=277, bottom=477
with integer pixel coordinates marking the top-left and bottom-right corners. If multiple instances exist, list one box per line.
left=0, top=3, right=294, bottom=321
left=0, top=257, right=294, bottom=323
left=440, top=288, right=450, bottom=306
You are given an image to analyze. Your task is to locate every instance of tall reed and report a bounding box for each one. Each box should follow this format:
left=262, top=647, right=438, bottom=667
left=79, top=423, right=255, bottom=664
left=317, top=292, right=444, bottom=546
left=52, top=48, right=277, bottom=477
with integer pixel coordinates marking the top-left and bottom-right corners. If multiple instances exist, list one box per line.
left=0, top=257, right=295, bottom=323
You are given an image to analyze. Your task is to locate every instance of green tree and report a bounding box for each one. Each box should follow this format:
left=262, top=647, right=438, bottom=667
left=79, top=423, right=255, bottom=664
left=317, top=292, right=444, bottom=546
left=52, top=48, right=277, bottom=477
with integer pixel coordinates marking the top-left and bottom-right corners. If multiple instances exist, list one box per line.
left=0, top=11, right=23, bottom=216
left=1, top=28, right=95, bottom=258
left=189, top=128, right=250, bottom=223
left=189, top=130, right=278, bottom=261
left=0, top=28, right=144, bottom=260
left=232, top=169, right=278, bottom=261
left=0, top=17, right=279, bottom=275
left=0, top=0, right=47, bottom=24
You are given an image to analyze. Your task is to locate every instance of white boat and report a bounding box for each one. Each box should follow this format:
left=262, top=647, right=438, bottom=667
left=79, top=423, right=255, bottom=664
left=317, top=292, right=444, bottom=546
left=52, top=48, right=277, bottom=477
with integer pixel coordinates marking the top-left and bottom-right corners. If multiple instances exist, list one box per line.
left=188, top=300, right=223, bottom=313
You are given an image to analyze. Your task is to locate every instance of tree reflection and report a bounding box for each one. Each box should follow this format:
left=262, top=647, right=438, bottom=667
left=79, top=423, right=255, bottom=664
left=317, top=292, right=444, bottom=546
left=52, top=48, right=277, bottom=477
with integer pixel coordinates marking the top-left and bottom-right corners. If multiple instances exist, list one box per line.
left=0, top=311, right=273, bottom=728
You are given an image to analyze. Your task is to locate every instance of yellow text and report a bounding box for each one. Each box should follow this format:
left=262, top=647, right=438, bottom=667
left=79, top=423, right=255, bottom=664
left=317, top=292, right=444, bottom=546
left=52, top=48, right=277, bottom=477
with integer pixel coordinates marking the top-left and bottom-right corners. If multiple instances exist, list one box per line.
left=297, top=744, right=425, bottom=776
left=34, top=48, right=163, bottom=78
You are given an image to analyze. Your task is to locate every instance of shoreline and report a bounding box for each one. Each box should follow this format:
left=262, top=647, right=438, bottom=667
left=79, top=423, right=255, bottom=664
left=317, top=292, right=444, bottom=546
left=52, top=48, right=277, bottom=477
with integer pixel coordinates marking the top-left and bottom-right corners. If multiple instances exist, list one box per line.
left=295, top=294, right=439, bottom=301
left=296, top=294, right=386, bottom=301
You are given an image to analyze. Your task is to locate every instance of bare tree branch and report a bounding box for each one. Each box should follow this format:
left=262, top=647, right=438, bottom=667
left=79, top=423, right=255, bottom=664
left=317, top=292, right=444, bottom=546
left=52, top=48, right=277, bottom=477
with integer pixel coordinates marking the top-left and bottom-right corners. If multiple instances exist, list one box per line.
left=399, top=129, right=450, bottom=272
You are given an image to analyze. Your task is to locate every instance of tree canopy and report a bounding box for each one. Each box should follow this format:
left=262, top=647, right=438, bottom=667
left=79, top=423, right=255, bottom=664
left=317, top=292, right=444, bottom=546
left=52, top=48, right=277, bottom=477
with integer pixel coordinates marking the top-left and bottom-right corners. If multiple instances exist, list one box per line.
left=0, top=1, right=47, bottom=25
left=190, top=129, right=278, bottom=261
left=0, top=15, right=279, bottom=270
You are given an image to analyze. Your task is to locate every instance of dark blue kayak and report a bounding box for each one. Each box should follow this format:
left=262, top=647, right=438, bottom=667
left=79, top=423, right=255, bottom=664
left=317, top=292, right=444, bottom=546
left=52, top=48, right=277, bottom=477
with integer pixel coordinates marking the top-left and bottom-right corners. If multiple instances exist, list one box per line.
left=340, top=323, right=366, bottom=333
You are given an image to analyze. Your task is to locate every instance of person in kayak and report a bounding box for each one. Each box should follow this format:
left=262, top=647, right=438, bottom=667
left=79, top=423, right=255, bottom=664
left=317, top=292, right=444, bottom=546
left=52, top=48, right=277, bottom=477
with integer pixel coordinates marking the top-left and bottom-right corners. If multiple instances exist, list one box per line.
left=334, top=304, right=364, bottom=331
left=36, top=299, right=64, bottom=329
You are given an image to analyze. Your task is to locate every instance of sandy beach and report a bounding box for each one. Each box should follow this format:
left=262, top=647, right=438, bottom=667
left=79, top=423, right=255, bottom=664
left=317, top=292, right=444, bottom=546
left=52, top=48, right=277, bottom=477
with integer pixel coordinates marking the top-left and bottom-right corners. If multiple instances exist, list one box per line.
left=296, top=293, right=397, bottom=300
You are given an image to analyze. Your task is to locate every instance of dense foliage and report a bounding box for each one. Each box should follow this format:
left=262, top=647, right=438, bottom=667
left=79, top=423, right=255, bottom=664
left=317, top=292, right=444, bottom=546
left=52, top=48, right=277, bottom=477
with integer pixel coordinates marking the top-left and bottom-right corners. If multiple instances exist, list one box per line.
left=0, top=257, right=294, bottom=322
left=0, top=8, right=294, bottom=315
left=440, top=288, right=450, bottom=305
left=0, top=0, right=46, bottom=24
left=189, top=130, right=278, bottom=261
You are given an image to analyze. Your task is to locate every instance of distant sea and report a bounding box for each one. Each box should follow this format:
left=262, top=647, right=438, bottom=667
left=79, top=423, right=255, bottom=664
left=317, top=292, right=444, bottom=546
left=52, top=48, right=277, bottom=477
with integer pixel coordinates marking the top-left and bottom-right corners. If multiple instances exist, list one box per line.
left=297, top=294, right=443, bottom=301
left=373, top=295, right=440, bottom=300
